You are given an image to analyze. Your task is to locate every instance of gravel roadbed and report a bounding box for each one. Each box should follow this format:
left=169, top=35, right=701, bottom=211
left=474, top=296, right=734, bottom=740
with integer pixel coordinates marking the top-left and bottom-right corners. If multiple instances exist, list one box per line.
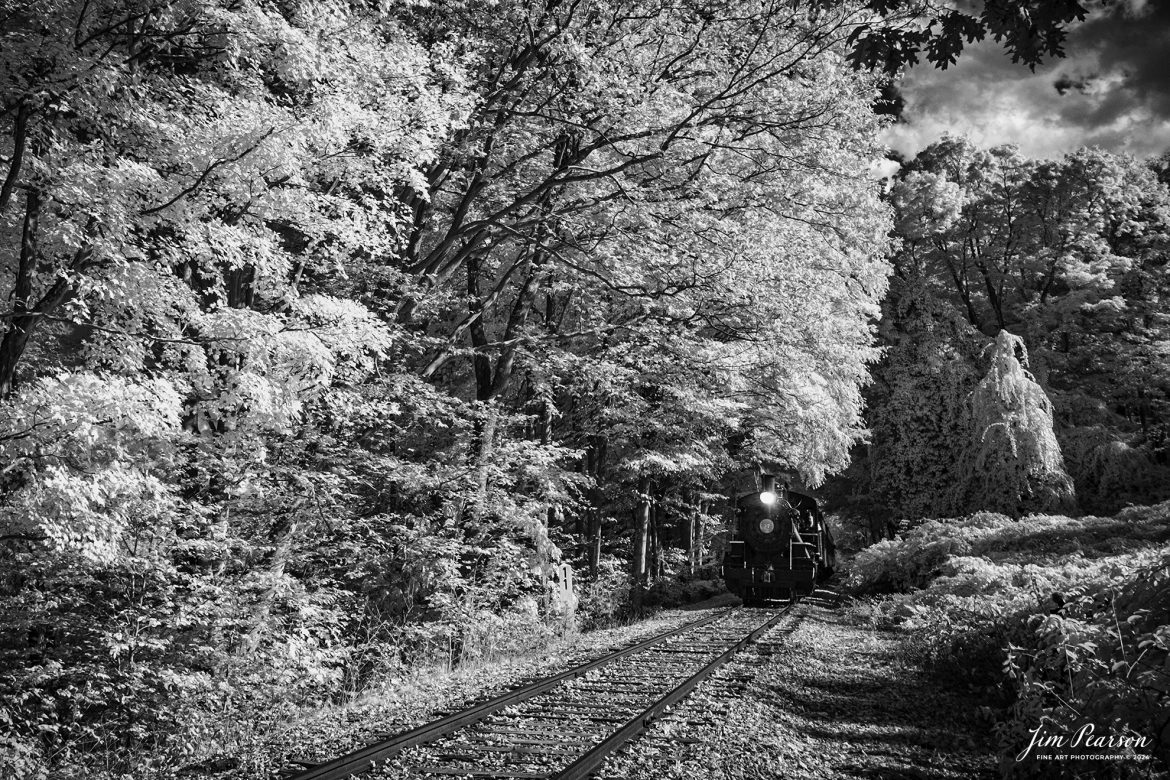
left=217, top=595, right=739, bottom=778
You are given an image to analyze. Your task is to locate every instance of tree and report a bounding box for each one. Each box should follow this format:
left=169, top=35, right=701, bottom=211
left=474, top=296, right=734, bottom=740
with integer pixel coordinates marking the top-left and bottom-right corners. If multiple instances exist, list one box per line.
left=381, top=0, right=893, bottom=592
left=0, top=2, right=467, bottom=772
left=867, top=139, right=1170, bottom=516
left=961, top=330, right=1076, bottom=516
left=864, top=278, right=981, bottom=521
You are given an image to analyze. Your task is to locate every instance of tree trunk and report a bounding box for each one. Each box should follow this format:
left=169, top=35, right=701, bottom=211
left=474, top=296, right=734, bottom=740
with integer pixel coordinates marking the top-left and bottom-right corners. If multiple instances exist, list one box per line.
left=467, top=254, right=494, bottom=403
left=0, top=188, right=41, bottom=398
left=470, top=402, right=498, bottom=524
left=226, top=264, right=256, bottom=309
left=584, top=435, right=606, bottom=578
left=0, top=102, right=28, bottom=217
left=631, top=475, right=651, bottom=604
left=977, top=262, right=1006, bottom=330
left=587, top=509, right=601, bottom=578
left=649, top=492, right=661, bottom=579
left=540, top=394, right=557, bottom=531
left=465, top=253, right=499, bottom=525
left=688, top=498, right=709, bottom=574
left=942, top=252, right=981, bottom=329
left=0, top=324, right=29, bottom=399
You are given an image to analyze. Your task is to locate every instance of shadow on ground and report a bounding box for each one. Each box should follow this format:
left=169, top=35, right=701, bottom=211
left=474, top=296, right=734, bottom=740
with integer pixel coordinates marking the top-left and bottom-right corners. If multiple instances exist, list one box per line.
left=746, top=597, right=999, bottom=779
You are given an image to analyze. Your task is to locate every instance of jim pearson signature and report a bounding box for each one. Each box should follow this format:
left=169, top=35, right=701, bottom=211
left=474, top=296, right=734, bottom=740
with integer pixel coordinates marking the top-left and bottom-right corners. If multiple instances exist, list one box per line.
left=1018, top=723, right=1152, bottom=762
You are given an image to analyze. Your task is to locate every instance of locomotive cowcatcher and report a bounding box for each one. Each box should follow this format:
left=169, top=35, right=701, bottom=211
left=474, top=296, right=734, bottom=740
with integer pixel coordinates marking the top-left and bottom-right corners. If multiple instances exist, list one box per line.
left=722, top=474, right=835, bottom=604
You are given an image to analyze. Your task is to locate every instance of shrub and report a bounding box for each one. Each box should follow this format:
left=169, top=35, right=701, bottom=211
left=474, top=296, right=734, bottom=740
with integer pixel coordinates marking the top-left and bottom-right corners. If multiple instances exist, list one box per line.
left=847, top=503, right=1170, bottom=594
left=577, top=557, right=633, bottom=630
left=0, top=735, right=47, bottom=780
left=847, top=503, right=1170, bottom=776
left=1059, top=426, right=1170, bottom=514
left=997, top=552, right=1170, bottom=777
left=846, top=511, right=1012, bottom=592
left=641, top=577, right=723, bottom=609
left=961, top=331, right=1076, bottom=517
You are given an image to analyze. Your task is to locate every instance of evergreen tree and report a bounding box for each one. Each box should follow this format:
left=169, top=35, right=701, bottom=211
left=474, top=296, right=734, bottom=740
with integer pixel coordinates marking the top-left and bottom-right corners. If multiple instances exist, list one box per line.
left=866, top=278, right=981, bottom=521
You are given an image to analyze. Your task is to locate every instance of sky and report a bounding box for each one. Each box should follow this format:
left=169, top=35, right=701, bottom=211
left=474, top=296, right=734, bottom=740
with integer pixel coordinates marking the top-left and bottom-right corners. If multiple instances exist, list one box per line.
left=882, top=0, right=1170, bottom=162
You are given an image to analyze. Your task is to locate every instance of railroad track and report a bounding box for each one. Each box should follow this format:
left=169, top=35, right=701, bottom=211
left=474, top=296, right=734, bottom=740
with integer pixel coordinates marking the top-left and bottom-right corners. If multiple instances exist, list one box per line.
left=284, top=605, right=794, bottom=780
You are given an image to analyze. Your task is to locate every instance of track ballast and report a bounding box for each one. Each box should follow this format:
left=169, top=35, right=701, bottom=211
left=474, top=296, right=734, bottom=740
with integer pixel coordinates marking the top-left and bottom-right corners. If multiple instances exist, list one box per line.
left=284, top=605, right=794, bottom=780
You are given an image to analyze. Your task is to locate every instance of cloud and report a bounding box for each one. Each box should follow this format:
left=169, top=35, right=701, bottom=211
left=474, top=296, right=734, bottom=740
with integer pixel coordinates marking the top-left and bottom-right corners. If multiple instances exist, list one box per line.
left=882, top=2, right=1170, bottom=160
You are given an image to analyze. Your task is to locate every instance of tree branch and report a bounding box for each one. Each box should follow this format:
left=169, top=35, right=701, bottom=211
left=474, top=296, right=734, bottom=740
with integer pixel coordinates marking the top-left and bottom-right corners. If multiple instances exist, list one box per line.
left=140, top=127, right=276, bottom=216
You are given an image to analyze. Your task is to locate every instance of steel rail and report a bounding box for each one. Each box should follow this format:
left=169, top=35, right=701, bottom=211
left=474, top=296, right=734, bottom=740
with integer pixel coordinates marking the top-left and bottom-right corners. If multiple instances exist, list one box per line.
left=552, top=606, right=792, bottom=780
left=285, top=609, right=733, bottom=780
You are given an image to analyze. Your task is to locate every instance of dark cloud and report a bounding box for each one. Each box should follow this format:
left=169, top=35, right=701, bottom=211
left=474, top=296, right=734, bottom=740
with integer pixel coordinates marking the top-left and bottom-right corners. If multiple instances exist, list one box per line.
left=1053, top=74, right=1093, bottom=96
left=1068, top=1, right=1170, bottom=119
left=883, top=1, right=1170, bottom=160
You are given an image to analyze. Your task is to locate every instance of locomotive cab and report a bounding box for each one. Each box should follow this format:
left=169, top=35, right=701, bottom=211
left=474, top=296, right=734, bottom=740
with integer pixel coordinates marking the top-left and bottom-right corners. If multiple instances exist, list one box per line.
left=722, top=475, right=835, bottom=604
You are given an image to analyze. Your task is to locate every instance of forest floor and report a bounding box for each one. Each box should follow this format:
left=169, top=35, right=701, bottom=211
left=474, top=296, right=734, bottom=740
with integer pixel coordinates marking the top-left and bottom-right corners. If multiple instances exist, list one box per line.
left=599, top=588, right=998, bottom=779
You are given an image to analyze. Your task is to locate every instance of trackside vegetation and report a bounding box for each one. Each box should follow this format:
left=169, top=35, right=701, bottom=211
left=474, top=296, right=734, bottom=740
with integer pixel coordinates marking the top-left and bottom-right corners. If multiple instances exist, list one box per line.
left=847, top=504, right=1170, bottom=777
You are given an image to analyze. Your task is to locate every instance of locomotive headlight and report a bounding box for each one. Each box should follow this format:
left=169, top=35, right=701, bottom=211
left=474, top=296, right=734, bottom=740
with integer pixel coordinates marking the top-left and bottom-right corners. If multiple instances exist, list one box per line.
left=759, top=490, right=778, bottom=505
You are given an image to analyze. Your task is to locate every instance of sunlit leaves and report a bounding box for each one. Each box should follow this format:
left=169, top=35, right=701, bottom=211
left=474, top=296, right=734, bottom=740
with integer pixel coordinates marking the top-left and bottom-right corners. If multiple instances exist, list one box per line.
left=0, top=373, right=183, bottom=559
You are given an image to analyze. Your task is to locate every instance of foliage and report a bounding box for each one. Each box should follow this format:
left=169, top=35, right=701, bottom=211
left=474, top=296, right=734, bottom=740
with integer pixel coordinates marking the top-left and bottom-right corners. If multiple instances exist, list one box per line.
left=847, top=502, right=1170, bottom=594
left=847, top=503, right=1170, bottom=776
left=840, top=0, right=1091, bottom=73
left=641, top=577, right=724, bottom=611
left=998, top=552, right=1170, bottom=777
left=962, top=331, right=1076, bottom=517
left=853, top=551, right=1167, bottom=780
left=1059, top=426, right=1170, bottom=514
left=0, top=0, right=1152, bottom=774
left=847, top=138, right=1170, bottom=522
left=861, top=277, right=982, bottom=522
left=576, top=556, right=633, bottom=631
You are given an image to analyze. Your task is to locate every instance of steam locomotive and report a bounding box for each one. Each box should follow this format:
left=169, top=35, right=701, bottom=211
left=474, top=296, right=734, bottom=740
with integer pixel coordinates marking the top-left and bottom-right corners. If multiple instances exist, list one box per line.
left=722, top=474, right=835, bottom=604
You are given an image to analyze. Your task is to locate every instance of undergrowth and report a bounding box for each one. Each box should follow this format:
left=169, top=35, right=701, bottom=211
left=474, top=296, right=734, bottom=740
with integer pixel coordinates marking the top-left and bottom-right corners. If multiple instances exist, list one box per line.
left=846, top=502, right=1170, bottom=778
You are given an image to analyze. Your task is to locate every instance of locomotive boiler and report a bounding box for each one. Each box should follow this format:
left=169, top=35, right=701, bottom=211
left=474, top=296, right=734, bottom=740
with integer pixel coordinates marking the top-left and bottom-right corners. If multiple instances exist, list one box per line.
left=722, top=474, right=835, bottom=604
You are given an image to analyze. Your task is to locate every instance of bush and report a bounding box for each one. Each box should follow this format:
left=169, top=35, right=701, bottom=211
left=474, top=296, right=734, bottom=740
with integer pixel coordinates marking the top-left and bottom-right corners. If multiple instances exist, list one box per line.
left=0, top=735, right=47, bottom=780
left=641, top=577, right=723, bottom=609
left=1059, top=426, right=1170, bottom=514
left=577, top=557, right=633, bottom=630
left=997, top=553, right=1170, bottom=777
left=846, top=511, right=1013, bottom=592
left=846, top=503, right=1170, bottom=777
left=456, top=599, right=557, bottom=664
left=846, top=503, right=1170, bottom=594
